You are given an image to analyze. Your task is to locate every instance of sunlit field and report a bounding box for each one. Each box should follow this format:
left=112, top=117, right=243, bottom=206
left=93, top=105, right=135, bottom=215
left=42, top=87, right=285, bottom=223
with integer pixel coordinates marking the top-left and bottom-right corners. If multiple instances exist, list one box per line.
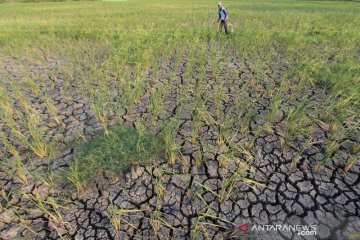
left=0, top=0, right=359, bottom=239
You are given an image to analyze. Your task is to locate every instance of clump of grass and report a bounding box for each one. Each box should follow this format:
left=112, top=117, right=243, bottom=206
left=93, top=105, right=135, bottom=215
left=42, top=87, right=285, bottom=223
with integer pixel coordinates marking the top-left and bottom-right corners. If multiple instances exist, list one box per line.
left=62, top=126, right=165, bottom=191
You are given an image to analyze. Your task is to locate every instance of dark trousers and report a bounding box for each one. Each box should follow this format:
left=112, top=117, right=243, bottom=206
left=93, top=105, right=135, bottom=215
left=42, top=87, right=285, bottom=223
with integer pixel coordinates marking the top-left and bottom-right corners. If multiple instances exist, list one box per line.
left=219, top=20, right=228, bottom=34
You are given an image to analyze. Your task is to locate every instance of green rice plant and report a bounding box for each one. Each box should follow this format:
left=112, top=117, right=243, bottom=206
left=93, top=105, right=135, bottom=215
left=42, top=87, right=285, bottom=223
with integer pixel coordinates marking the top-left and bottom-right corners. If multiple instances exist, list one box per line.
left=93, top=101, right=108, bottom=131
left=196, top=161, right=265, bottom=204
left=239, top=107, right=257, bottom=135
left=0, top=86, right=16, bottom=122
left=66, top=159, right=85, bottom=193
left=267, top=94, right=283, bottom=124
left=189, top=119, right=201, bottom=144
left=194, top=150, right=203, bottom=168
left=106, top=204, right=122, bottom=234
left=193, top=181, right=221, bottom=200
left=149, top=86, right=166, bottom=124
left=117, top=79, right=131, bottom=114
left=344, top=154, right=359, bottom=173
left=9, top=81, right=40, bottom=125
left=229, top=142, right=254, bottom=162
left=287, top=97, right=311, bottom=133
left=148, top=167, right=167, bottom=199
left=315, top=121, right=357, bottom=171
left=4, top=158, right=29, bottom=185
left=19, top=191, right=65, bottom=225
left=233, top=94, right=253, bottom=134
left=182, top=46, right=196, bottom=84
left=278, top=97, right=312, bottom=151
left=148, top=209, right=176, bottom=239
left=196, top=106, right=219, bottom=129
left=162, top=120, right=181, bottom=165
left=154, top=178, right=166, bottom=199
left=32, top=169, right=54, bottom=188
left=218, top=172, right=242, bottom=203
left=6, top=114, right=45, bottom=158
left=193, top=46, right=207, bottom=91
left=310, top=61, right=359, bottom=123
left=18, top=191, right=70, bottom=239
left=217, top=116, right=235, bottom=150
left=44, top=95, right=62, bottom=126
left=6, top=208, right=37, bottom=235
left=213, top=82, right=228, bottom=119
left=2, top=81, right=53, bottom=158
left=0, top=189, right=11, bottom=210
left=106, top=202, right=145, bottom=235
left=26, top=120, right=51, bottom=158
left=290, top=139, right=317, bottom=171
left=0, top=131, right=19, bottom=158
left=135, top=120, right=146, bottom=151
left=23, top=76, right=41, bottom=97
left=314, top=139, right=341, bottom=173
left=192, top=206, right=232, bottom=239
left=348, top=231, right=360, bottom=240
left=132, top=79, right=145, bottom=105
left=247, top=127, right=262, bottom=150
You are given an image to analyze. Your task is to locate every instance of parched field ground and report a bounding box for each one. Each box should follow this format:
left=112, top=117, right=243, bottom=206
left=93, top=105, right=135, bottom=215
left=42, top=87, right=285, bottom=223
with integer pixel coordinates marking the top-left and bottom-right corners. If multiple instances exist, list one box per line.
left=0, top=0, right=359, bottom=239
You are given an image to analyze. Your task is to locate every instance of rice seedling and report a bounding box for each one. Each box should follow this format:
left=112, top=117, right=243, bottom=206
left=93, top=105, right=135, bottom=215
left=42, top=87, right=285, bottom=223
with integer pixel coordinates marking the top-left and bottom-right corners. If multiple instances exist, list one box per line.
left=90, top=100, right=110, bottom=135
left=65, top=159, right=84, bottom=193
left=148, top=209, right=176, bottom=238
left=17, top=190, right=71, bottom=239
left=162, top=119, right=181, bottom=165
left=9, top=82, right=40, bottom=125
left=23, top=76, right=41, bottom=97
left=19, top=191, right=65, bottom=224
left=192, top=207, right=232, bottom=239
left=290, top=139, right=317, bottom=171
left=287, top=97, right=311, bottom=134
left=148, top=166, right=167, bottom=199
left=0, top=131, right=20, bottom=158
left=195, top=161, right=264, bottom=204
left=344, top=155, right=359, bottom=173
left=277, top=97, right=313, bottom=152
left=106, top=201, right=145, bottom=235
left=267, top=94, right=283, bottom=124
left=348, top=231, right=360, bottom=240
left=7, top=208, right=37, bottom=235
left=26, top=121, right=51, bottom=158
left=213, top=82, right=228, bottom=119
left=0, top=82, right=54, bottom=158
left=31, top=169, right=54, bottom=188
left=44, top=95, right=63, bottom=126
left=4, top=158, right=29, bottom=185
left=149, top=86, right=166, bottom=124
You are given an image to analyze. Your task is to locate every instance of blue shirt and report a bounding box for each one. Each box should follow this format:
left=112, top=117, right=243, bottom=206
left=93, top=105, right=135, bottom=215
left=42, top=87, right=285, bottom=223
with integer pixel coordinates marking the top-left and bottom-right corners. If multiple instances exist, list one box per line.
left=218, top=7, right=228, bottom=21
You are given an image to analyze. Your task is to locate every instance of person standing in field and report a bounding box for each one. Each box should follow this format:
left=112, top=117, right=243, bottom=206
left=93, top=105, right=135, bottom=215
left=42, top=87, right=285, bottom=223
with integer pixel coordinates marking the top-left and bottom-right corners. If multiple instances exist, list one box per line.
left=217, top=2, right=228, bottom=34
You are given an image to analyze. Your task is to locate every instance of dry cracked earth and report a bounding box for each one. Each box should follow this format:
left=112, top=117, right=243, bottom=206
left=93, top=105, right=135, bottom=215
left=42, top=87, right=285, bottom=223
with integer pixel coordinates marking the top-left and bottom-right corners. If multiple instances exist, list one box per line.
left=0, top=48, right=359, bottom=240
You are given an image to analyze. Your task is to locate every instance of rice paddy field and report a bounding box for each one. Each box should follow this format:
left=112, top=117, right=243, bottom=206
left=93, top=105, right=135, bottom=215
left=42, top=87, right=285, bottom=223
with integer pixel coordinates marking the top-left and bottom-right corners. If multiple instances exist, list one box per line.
left=0, top=0, right=359, bottom=239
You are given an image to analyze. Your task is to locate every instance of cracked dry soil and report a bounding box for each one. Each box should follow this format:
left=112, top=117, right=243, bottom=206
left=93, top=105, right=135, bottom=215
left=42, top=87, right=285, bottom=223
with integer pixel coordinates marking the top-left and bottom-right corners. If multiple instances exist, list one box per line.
left=0, top=48, right=359, bottom=240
